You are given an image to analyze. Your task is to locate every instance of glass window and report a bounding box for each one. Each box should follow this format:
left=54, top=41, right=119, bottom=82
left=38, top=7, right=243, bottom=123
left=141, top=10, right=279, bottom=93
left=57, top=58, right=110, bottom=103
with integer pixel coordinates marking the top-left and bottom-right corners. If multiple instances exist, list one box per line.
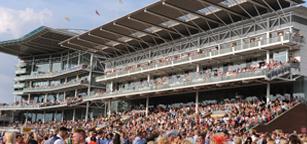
left=273, top=51, right=288, bottom=63
left=52, top=62, right=61, bottom=72
left=69, top=57, right=78, bottom=68
left=62, top=60, right=68, bottom=70
left=80, top=53, right=90, bottom=64
left=33, top=63, right=50, bottom=74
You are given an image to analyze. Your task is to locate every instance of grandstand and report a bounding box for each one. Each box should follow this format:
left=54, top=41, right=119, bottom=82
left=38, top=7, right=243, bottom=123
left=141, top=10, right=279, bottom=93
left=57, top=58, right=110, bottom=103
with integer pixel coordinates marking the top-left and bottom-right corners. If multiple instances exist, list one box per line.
left=0, top=0, right=306, bottom=130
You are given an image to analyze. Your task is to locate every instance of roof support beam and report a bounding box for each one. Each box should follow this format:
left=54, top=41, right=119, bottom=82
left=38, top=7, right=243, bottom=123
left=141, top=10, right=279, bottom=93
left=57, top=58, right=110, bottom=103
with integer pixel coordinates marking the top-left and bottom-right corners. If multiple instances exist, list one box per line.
left=67, top=41, right=114, bottom=57
left=127, top=16, right=184, bottom=37
left=88, top=32, right=136, bottom=52
left=82, top=35, right=115, bottom=49
left=22, top=43, right=54, bottom=53
left=246, top=0, right=270, bottom=10
left=61, top=43, right=108, bottom=58
left=26, top=41, right=59, bottom=51
left=113, top=22, right=169, bottom=42
left=0, top=46, right=23, bottom=56
left=162, top=1, right=223, bottom=24
left=38, top=36, right=62, bottom=43
left=196, top=0, right=248, bottom=19
left=99, top=28, right=153, bottom=46
left=144, top=9, right=199, bottom=31
left=76, top=37, right=125, bottom=55
left=285, top=0, right=300, bottom=5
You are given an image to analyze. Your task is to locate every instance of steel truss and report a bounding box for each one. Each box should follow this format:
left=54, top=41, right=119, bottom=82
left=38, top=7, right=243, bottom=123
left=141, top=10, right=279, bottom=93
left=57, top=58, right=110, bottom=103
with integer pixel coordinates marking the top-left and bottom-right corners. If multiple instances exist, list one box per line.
left=105, top=13, right=292, bottom=69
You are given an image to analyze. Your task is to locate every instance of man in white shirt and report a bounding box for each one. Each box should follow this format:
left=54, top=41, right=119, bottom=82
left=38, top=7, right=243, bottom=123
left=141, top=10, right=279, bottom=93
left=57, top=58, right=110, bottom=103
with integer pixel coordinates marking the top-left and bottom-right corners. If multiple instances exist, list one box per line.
left=53, top=127, right=69, bottom=144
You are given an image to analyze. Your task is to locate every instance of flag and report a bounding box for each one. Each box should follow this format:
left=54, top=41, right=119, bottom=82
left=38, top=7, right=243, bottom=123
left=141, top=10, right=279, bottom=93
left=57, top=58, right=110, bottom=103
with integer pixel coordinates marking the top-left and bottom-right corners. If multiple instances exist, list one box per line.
left=95, top=10, right=101, bottom=16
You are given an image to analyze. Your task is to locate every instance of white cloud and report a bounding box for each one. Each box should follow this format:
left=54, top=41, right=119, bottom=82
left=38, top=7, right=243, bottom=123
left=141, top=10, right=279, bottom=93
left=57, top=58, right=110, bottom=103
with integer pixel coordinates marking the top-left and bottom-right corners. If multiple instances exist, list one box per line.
left=0, top=7, right=52, bottom=39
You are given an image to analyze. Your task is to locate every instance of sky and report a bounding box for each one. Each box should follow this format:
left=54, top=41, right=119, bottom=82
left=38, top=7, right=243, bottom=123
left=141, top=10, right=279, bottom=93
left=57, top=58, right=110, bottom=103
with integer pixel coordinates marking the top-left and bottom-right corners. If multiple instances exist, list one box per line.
left=0, top=0, right=157, bottom=103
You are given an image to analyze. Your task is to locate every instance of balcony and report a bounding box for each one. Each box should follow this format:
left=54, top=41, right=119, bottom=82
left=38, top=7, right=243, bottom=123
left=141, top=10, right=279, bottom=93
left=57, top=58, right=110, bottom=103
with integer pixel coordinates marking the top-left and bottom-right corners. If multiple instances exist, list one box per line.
left=13, top=83, right=25, bottom=89
left=0, top=97, right=84, bottom=111
left=87, top=62, right=300, bottom=101
left=23, top=78, right=89, bottom=94
left=15, top=68, right=27, bottom=75
left=16, top=61, right=27, bottom=68
left=15, top=64, right=90, bottom=81
left=97, top=33, right=302, bottom=83
left=13, top=90, right=24, bottom=95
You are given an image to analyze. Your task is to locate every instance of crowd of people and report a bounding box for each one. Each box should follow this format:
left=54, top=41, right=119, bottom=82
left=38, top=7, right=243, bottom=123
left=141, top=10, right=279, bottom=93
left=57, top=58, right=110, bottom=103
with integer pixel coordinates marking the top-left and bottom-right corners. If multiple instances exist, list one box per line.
left=106, top=59, right=295, bottom=94
left=1, top=96, right=306, bottom=144
left=103, top=29, right=303, bottom=78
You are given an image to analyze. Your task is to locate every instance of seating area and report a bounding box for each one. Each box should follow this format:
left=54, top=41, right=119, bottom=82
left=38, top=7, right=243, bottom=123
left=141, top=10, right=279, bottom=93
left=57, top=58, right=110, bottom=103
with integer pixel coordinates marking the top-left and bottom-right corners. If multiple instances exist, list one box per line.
left=102, top=30, right=303, bottom=79
left=104, top=60, right=299, bottom=95
left=6, top=96, right=305, bottom=144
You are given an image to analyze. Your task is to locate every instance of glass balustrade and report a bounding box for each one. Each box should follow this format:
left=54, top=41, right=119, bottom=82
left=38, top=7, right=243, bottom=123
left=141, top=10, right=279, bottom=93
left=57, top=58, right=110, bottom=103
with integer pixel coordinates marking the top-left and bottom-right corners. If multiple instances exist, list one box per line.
left=15, top=64, right=89, bottom=81
left=89, top=63, right=300, bottom=100
left=0, top=97, right=84, bottom=109
left=23, top=78, right=88, bottom=93
left=99, top=33, right=295, bottom=81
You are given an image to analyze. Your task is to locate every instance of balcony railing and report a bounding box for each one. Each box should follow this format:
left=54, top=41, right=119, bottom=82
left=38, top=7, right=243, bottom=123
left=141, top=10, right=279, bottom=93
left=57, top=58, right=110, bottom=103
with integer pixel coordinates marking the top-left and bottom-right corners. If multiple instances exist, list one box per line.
left=15, top=64, right=89, bottom=81
left=14, top=83, right=25, bottom=89
left=16, top=61, right=27, bottom=68
left=266, top=63, right=300, bottom=80
left=98, top=33, right=300, bottom=82
left=13, top=90, right=24, bottom=95
left=15, top=68, right=27, bottom=75
left=0, top=117, right=11, bottom=121
left=88, top=63, right=301, bottom=100
left=0, top=97, right=83, bottom=110
left=23, top=78, right=89, bottom=93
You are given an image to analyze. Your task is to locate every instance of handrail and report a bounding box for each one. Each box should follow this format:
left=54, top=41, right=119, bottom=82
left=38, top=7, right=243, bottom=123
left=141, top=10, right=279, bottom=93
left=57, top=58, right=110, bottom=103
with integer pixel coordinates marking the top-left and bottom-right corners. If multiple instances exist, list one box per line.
left=23, top=78, right=88, bottom=93
left=15, top=64, right=89, bottom=81
left=99, top=34, right=298, bottom=82
left=0, top=98, right=84, bottom=110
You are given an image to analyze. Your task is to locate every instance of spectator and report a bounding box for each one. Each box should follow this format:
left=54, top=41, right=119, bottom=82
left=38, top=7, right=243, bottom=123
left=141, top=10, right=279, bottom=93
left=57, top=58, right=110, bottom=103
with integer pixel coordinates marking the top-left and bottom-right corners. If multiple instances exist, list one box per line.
left=72, top=129, right=86, bottom=144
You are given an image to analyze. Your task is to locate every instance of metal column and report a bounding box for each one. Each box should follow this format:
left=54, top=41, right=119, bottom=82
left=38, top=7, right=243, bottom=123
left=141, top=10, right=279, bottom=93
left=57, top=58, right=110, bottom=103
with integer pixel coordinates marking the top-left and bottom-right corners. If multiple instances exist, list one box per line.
left=196, top=64, right=200, bottom=72
left=108, top=100, right=111, bottom=117
left=110, top=81, right=113, bottom=93
left=85, top=102, right=89, bottom=121
left=61, top=110, right=64, bottom=122
left=42, top=111, right=46, bottom=123
left=146, top=96, right=149, bottom=117
left=72, top=109, right=76, bottom=121
left=25, top=112, right=28, bottom=123
left=195, top=90, right=199, bottom=114
left=266, top=50, right=270, bottom=64
left=87, top=54, right=94, bottom=95
left=28, top=94, right=31, bottom=104
left=266, top=83, right=271, bottom=104
left=74, top=89, right=78, bottom=98
left=104, top=102, right=107, bottom=117
left=77, top=51, right=81, bottom=65
left=147, top=74, right=151, bottom=82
